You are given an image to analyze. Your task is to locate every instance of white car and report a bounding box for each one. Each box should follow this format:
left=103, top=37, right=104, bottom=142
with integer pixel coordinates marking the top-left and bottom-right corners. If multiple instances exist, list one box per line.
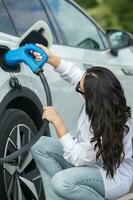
left=0, top=0, right=132, bottom=200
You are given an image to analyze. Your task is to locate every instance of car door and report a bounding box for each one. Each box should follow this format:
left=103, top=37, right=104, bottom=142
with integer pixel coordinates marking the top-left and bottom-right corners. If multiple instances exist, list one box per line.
left=46, top=0, right=133, bottom=125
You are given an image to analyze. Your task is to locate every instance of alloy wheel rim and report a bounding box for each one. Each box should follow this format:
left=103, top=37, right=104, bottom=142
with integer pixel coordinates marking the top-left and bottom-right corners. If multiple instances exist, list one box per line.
left=3, top=124, right=43, bottom=200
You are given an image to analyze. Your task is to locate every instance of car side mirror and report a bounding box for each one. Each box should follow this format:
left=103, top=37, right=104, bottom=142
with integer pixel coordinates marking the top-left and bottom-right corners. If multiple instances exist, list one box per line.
left=106, top=29, right=133, bottom=49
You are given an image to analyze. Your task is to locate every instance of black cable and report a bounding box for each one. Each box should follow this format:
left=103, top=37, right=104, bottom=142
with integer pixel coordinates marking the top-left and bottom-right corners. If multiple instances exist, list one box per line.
left=0, top=71, right=52, bottom=164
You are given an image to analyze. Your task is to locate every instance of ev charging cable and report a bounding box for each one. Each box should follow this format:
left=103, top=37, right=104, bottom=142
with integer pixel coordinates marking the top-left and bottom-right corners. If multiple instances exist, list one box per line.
left=0, top=44, right=52, bottom=164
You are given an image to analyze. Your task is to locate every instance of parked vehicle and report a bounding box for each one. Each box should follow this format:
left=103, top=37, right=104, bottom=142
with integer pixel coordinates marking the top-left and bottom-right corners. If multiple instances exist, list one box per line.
left=0, top=0, right=132, bottom=199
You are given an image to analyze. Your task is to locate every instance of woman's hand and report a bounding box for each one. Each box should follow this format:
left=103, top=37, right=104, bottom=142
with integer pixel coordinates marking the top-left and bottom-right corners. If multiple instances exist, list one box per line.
left=31, top=44, right=61, bottom=68
left=42, top=106, right=61, bottom=125
left=42, top=106, right=68, bottom=138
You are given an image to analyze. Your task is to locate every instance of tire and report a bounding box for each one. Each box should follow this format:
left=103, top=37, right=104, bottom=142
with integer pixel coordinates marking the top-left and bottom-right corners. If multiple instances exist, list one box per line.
left=0, top=109, right=45, bottom=200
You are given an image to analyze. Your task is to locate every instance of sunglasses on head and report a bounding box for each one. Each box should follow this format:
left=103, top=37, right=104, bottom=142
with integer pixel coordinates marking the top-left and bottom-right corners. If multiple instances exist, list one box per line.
left=75, top=72, right=98, bottom=95
left=75, top=82, right=85, bottom=95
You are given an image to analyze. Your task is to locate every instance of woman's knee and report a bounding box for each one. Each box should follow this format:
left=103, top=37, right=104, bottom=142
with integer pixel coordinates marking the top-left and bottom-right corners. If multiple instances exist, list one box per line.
left=31, top=136, right=63, bottom=158
left=51, top=167, right=105, bottom=199
left=51, top=171, right=70, bottom=197
left=31, top=136, right=48, bottom=156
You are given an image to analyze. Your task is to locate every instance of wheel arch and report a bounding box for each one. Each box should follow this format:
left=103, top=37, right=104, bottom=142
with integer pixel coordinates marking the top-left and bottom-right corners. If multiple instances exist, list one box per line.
left=0, top=87, right=44, bottom=131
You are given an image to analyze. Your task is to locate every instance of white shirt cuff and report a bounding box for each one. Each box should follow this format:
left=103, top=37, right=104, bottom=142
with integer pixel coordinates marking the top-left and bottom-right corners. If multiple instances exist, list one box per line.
left=59, top=133, right=75, bottom=149
left=54, top=59, right=74, bottom=74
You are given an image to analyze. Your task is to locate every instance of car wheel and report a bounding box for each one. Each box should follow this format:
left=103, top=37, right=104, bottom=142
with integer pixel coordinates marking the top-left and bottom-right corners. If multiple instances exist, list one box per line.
left=0, top=109, right=45, bottom=200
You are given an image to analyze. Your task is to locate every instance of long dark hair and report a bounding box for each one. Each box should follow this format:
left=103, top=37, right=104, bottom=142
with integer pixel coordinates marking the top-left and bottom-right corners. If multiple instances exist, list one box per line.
left=83, top=66, right=131, bottom=178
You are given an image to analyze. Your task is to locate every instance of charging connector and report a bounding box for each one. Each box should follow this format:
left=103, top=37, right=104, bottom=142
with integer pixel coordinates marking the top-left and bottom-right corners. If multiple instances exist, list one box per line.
left=0, top=45, right=20, bottom=72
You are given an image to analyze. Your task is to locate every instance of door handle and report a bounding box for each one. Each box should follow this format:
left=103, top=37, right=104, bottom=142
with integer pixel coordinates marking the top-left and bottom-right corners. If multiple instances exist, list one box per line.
left=121, top=68, right=133, bottom=76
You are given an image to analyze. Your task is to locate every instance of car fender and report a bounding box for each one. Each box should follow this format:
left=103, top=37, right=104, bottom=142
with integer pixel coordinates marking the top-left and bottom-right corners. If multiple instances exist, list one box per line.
left=0, top=86, right=44, bottom=130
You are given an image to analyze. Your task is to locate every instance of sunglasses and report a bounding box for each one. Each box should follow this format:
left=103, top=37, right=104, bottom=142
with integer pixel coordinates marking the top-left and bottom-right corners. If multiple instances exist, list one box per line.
left=75, top=82, right=85, bottom=95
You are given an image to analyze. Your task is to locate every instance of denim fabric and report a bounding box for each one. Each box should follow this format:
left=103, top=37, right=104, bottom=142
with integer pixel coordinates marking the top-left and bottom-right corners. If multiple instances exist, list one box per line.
left=31, top=136, right=105, bottom=200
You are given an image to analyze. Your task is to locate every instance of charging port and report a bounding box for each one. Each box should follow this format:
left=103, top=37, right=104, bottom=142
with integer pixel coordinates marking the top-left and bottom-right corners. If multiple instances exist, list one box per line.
left=0, top=45, right=20, bottom=72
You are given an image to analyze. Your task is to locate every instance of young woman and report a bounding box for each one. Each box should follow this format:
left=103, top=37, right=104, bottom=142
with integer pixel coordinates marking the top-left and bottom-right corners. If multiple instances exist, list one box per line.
left=31, top=44, right=133, bottom=200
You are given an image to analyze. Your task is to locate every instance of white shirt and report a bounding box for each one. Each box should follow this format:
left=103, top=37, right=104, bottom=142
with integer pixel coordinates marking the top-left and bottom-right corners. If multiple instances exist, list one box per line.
left=55, top=59, right=133, bottom=200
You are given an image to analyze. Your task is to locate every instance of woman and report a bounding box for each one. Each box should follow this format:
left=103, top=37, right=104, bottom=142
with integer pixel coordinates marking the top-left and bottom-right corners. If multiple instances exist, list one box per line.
left=31, top=44, right=133, bottom=200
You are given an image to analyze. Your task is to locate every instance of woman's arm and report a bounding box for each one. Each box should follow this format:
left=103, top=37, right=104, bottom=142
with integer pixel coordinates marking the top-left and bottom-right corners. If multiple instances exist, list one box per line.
left=42, top=106, right=97, bottom=166
left=34, top=44, right=85, bottom=88
left=42, top=106, right=68, bottom=138
left=60, top=133, right=97, bottom=166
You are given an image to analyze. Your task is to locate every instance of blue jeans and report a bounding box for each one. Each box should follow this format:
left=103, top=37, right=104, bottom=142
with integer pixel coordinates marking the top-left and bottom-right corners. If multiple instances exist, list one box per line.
left=31, top=136, right=105, bottom=200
